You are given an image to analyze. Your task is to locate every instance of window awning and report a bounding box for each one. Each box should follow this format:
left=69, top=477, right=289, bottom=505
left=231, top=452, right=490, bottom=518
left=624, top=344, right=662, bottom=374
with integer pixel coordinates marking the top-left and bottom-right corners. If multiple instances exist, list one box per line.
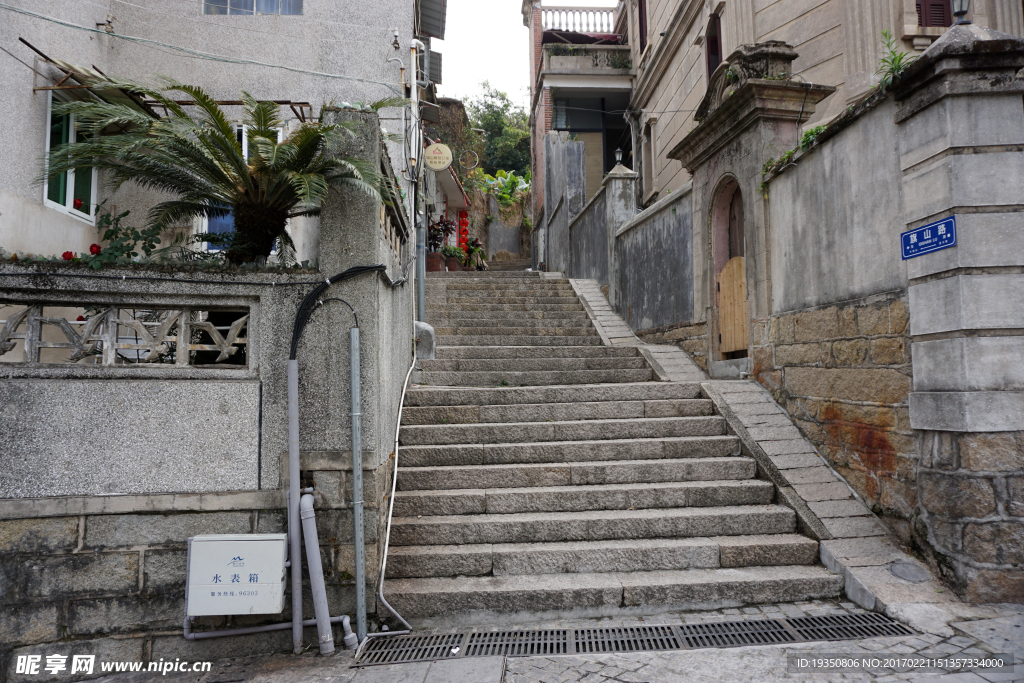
left=418, top=0, right=447, bottom=40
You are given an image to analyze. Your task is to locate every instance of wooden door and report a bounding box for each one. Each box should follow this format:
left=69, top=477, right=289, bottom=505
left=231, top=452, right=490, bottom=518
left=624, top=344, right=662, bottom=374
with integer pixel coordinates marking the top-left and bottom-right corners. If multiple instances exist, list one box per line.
left=718, top=256, right=747, bottom=353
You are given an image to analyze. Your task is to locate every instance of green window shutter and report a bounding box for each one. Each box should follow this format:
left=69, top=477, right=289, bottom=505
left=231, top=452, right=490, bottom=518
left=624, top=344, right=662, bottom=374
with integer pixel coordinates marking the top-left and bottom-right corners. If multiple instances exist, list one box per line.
left=47, top=109, right=69, bottom=206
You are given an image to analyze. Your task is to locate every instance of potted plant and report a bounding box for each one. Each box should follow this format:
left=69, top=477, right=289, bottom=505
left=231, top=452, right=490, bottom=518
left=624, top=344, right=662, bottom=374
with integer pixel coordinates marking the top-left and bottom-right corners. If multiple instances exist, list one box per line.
left=441, top=244, right=467, bottom=271
left=427, top=218, right=456, bottom=271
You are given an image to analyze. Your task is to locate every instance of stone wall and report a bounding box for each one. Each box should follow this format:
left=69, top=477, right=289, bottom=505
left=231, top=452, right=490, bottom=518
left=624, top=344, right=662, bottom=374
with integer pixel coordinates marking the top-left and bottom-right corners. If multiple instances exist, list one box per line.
left=568, top=185, right=608, bottom=284
left=917, top=431, right=1024, bottom=602
left=748, top=294, right=915, bottom=539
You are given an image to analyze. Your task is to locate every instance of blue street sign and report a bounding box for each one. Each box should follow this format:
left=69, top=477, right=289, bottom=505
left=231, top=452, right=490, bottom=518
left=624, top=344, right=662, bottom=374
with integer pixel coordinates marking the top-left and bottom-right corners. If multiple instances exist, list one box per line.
left=902, top=216, right=956, bottom=260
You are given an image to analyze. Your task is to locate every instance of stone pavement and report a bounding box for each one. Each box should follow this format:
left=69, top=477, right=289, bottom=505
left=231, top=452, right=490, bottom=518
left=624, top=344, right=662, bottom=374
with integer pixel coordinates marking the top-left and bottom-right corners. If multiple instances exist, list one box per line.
left=94, top=603, right=1023, bottom=683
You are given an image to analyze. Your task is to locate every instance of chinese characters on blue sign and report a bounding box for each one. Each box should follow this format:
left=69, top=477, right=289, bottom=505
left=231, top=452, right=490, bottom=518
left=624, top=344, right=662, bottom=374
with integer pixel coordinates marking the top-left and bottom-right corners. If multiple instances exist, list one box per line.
left=902, top=216, right=956, bottom=260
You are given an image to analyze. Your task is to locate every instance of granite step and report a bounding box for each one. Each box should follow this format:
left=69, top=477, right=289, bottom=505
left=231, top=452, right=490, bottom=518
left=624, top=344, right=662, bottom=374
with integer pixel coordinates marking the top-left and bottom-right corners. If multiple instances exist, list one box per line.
left=435, top=335, right=602, bottom=346
left=431, top=283, right=575, bottom=293
left=433, top=326, right=600, bottom=337
left=405, top=382, right=702, bottom=406
left=398, top=416, right=726, bottom=446
left=399, top=436, right=742, bottom=468
left=428, top=310, right=592, bottom=321
left=385, top=534, right=820, bottom=578
left=432, top=318, right=595, bottom=330
left=430, top=346, right=641, bottom=360
left=390, top=505, right=795, bottom=546
left=442, top=295, right=583, bottom=304
left=419, top=358, right=648, bottom=373
left=385, top=566, right=844, bottom=624
left=427, top=302, right=586, bottom=312
left=396, top=457, right=755, bottom=491
left=401, top=398, right=715, bottom=425
left=392, top=479, right=775, bottom=517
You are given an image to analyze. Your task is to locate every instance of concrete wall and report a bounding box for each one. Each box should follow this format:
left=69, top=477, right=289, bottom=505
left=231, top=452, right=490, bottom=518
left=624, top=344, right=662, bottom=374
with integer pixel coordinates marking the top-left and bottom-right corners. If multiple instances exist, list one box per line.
left=485, top=196, right=522, bottom=258
left=568, top=187, right=608, bottom=284
left=0, top=113, right=417, bottom=676
left=543, top=133, right=585, bottom=274
left=0, top=0, right=414, bottom=260
left=615, top=189, right=694, bottom=333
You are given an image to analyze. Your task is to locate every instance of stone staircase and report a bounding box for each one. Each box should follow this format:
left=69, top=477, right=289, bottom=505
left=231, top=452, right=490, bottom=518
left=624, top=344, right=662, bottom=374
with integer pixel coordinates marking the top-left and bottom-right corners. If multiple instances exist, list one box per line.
left=385, top=271, right=842, bottom=626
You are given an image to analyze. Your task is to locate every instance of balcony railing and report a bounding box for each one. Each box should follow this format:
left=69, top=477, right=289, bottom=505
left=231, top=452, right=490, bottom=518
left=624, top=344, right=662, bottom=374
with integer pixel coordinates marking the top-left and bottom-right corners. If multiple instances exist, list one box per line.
left=542, top=6, right=616, bottom=33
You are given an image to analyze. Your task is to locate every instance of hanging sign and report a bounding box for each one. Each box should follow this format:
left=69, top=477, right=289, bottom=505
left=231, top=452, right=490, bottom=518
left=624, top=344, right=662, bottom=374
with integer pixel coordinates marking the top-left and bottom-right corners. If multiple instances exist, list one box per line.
left=424, top=143, right=453, bottom=172
left=901, top=216, right=957, bottom=260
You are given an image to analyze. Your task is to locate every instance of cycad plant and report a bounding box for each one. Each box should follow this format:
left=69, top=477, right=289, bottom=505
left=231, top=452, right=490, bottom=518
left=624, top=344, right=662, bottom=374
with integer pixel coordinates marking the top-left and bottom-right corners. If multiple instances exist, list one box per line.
left=44, top=79, right=379, bottom=264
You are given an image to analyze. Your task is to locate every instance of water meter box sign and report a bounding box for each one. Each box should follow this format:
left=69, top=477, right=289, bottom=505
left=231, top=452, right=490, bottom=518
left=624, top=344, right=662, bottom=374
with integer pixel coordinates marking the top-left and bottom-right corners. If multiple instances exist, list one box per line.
left=186, top=534, right=287, bottom=616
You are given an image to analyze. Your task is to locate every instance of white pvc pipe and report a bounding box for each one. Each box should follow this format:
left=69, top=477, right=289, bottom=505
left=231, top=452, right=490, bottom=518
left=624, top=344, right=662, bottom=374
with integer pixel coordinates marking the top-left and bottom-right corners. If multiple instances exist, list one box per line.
left=300, top=494, right=336, bottom=655
left=286, top=360, right=303, bottom=654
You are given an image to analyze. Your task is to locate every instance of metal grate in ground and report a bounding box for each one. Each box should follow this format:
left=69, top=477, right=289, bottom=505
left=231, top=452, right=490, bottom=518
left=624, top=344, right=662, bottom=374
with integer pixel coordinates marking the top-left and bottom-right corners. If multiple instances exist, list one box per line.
left=354, top=613, right=914, bottom=666
left=575, top=625, right=681, bottom=654
left=786, top=613, right=914, bottom=641
left=677, top=619, right=795, bottom=648
left=466, top=629, right=569, bottom=657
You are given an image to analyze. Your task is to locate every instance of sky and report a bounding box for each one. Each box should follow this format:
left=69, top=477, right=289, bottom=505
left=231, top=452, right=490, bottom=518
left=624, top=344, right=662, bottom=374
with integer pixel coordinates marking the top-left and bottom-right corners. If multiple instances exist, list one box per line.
left=432, top=0, right=619, bottom=109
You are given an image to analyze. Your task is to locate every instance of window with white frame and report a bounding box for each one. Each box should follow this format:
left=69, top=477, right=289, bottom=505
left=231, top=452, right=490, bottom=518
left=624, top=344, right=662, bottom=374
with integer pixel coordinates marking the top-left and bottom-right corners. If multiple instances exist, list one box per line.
left=44, top=92, right=98, bottom=222
left=204, top=0, right=303, bottom=15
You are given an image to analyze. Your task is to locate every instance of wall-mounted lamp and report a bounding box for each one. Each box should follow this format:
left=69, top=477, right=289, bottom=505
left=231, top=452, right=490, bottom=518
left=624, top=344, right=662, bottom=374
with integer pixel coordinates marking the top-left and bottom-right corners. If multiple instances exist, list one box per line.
left=952, top=0, right=971, bottom=25
left=615, top=148, right=623, bottom=164
left=392, top=29, right=401, bottom=50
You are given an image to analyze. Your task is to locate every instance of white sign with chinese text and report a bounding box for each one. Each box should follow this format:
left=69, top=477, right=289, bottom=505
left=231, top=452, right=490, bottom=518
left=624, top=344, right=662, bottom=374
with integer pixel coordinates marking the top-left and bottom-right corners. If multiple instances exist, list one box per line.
left=186, top=534, right=287, bottom=616
left=424, top=143, right=453, bottom=171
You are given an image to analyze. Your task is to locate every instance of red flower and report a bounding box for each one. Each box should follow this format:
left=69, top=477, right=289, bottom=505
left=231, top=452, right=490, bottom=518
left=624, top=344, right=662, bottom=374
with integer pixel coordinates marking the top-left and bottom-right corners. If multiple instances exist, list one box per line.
left=73, top=198, right=84, bottom=210
left=89, top=244, right=102, bottom=255
left=76, top=315, right=86, bottom=322
left=62, top=251, right=75, bottom=261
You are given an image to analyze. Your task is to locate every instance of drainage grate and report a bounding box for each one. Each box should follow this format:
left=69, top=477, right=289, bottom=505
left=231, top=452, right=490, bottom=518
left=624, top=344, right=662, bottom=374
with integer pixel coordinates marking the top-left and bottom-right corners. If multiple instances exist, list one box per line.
left=355, top=613, right=914, bottom=666
left=466, top=629, right=569, bottom=657
left=358, top=632, right=463, bottom=665
left=576, top=625, right=681, bottom=653
left=678, top=619, right=796, bottom=648
left=787, top=613, right=915, bottom=641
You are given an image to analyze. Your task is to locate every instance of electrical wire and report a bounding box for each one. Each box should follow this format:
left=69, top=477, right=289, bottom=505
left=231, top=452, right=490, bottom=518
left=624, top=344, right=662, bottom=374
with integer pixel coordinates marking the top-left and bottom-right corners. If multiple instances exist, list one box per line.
left=0, top=2, right=403, bottom=94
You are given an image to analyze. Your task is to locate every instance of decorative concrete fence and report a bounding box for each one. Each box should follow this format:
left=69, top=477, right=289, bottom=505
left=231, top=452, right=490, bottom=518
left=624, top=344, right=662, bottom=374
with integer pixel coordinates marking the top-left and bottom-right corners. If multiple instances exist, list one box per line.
left=0, top=111, right=417, bottom=678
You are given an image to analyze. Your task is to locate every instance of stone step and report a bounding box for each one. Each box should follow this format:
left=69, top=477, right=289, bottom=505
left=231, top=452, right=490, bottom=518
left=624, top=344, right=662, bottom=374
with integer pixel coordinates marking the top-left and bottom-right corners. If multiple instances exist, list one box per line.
left=392, top=479, right=774, bottom=517
left=386, top=534, right=819, bottom=578
left=418, top=368, right=653, bottom=387
left=442, top=297, right=584, bottom=306
left=431, top=283, right=575, bottom=293
left=385, top=565, right=844, bottom=623
left=436, top=335, right=602, bottom=346
left=427, top=303, right=585, bottom=312
left=396, top=456, right=755, bottom=491
left=427, top=270, right=536, bottom=277
left=420, top=357, right=649, bottom=373
left=431, top=346, right=641, bottom=360
left=486, top=260, right=532, bottom=270
left=428, top=310, right=592, bottom=321
left=399, top=416, right=726, bottom=446
left=432, top=318, right=595, bottom=330
left=433, top=326, right=600, bottom=337
left=402, top=398, right=714, bottom=425
left=390, top=505, right=796, bottom=546
left=399, top=436, right=741, bottom=467
left=405, top=382, right=702, bottom=407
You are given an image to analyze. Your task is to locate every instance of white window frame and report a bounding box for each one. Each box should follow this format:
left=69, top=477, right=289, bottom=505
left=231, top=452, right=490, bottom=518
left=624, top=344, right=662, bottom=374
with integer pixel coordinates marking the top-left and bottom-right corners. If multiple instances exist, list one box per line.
left=198, top=123, right=286, bottom=252
left=43, top=91, right=98, bottom=225
left=203, top=0, right=303, bottom=16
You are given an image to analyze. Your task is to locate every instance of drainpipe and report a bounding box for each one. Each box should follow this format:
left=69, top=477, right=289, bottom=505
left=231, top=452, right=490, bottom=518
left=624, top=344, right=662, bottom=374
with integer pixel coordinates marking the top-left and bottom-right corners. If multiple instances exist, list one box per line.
left=300, top=494, right=335, bottom=654
left=287, top=360, right=303, bottom=654
left=350, top=326, right=368, bottom=642
left=410, top=39, right=427, bottom=323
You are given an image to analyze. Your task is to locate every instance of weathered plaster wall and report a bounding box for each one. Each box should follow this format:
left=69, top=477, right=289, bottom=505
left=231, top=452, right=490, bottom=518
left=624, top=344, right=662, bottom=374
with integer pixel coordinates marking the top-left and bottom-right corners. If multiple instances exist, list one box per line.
left=543, top=133, right=585, bottom=274
left=568, top=187, right=608, bottom=284
left=616, top=190, right=694, bottom=333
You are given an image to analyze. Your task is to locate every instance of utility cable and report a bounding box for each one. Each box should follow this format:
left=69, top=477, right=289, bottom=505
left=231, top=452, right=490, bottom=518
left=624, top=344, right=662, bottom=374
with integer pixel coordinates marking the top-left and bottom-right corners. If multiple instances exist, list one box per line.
left=0, top=2, right=403, bottom=95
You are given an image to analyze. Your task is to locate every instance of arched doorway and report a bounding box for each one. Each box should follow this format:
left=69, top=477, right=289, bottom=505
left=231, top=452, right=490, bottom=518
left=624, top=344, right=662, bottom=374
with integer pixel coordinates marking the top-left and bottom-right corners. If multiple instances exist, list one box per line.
left=711, top=178, right=747, bottom=359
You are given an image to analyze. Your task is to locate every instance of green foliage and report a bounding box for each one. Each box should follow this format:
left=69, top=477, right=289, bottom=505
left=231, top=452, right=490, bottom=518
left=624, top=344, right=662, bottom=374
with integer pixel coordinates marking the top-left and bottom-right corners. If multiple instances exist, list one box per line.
left=78, top=207, right=162, bottom=269
left=799, top=125, right=827, bottom=150
left=876, top=30, right=915, bottom=91
left=467, top=169, right=531, bottom=207
left=778, top=149, right=795, bottom=166
left=44, top=79, right=377, bottom=264
left=466, top=83, right=530, bottom=177
left=440, top=244, right=466, bottom=259
left=547, top=44, right=588, bottom=57
left=608, top=53, right=632, bottom=70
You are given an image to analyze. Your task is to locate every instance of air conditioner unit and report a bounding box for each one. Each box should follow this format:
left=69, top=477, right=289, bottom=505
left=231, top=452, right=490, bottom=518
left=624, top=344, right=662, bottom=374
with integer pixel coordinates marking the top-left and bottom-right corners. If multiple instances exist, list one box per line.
left=186, top=534, right=287, bottom=616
